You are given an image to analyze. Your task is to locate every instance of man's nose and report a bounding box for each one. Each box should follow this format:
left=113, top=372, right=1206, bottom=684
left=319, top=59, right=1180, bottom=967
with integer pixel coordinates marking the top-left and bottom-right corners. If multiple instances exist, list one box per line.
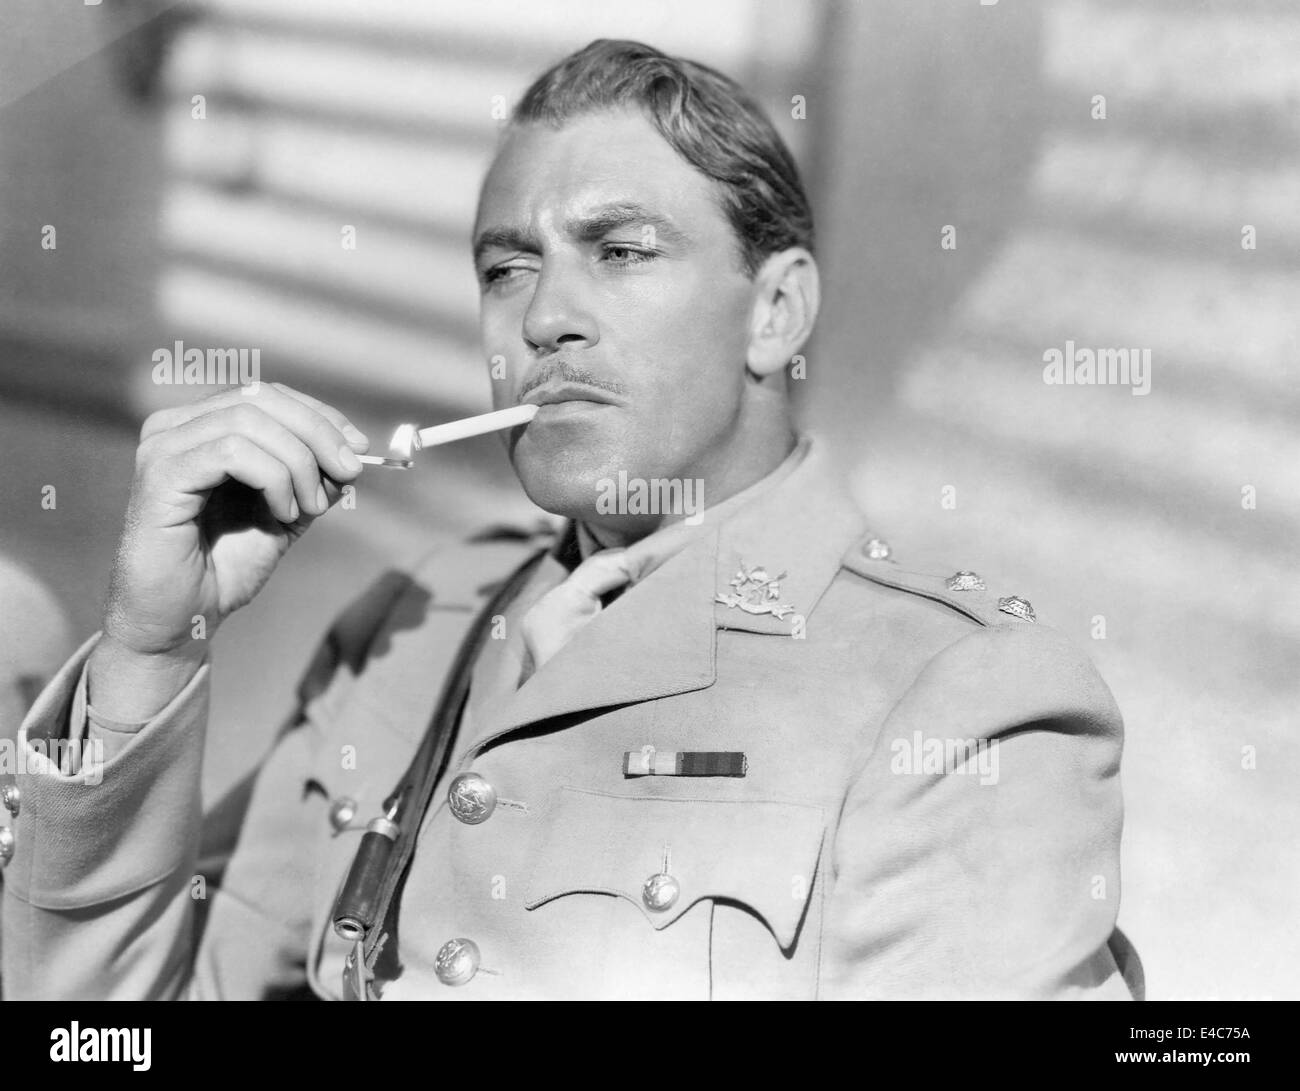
left=521, top=262, right=598, bottom=353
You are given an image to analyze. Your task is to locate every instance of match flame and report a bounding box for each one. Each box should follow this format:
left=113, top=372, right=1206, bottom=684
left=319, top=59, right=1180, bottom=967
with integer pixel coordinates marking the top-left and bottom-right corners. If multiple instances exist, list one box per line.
left=388, top=422, right=421, bottom=459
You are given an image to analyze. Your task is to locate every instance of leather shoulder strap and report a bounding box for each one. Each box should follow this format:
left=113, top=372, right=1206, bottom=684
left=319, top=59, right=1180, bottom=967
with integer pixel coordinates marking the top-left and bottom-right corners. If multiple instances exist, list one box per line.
left=333, top=546, right=548, bottom=997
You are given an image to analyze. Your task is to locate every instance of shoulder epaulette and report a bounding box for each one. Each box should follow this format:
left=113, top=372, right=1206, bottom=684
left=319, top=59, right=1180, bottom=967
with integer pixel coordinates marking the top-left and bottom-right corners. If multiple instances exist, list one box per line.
left=402, top=519, right=557, bottom=609
left=839, top=531, right=1039, bottom=628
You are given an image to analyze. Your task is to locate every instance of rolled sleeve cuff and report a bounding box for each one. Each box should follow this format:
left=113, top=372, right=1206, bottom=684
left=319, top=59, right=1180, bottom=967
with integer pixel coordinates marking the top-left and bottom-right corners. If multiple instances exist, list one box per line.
left=6, top=632, right=210, bottom=909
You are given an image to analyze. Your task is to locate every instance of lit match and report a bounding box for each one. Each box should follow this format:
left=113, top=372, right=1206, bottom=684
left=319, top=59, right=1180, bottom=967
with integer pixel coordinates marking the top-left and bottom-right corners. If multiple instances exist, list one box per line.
left=356, top=455, right=414, bottom=469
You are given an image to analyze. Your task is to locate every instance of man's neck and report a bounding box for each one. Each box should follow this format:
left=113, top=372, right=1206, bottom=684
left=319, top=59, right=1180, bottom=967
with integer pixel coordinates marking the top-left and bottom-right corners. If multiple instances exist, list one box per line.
left=580, top=422, right=799, bottom=551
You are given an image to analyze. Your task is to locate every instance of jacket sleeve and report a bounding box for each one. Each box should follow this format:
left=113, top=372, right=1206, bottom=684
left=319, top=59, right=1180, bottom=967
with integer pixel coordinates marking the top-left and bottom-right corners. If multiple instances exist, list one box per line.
left=821, top=622, right=1135, bottom=1000
left=0, top=574, right=412, bottom=1000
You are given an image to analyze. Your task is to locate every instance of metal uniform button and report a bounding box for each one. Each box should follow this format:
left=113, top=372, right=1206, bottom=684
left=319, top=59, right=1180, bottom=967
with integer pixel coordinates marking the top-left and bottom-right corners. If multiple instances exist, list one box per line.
left=0, top=826, right=13, bottom=867
left=945, top=571, right=986, bottom=592
left=448, top=772, right=497, bottom=825
left=997, top=594, right=1036, bottom=622
left=642, top=872, right=680, bottom=913
left=434, top=938, right=481, bottom=986
left=328, top=797, right=358, bottom=834
left=1, top=784, right=18, bottom=817
left=863, top=537, right=892, bottom=561
left=997, top=595, right=1037, bottom=623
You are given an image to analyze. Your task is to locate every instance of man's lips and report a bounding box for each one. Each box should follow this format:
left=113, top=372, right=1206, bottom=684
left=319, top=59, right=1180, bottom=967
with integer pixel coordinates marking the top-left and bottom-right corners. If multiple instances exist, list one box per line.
left=529, top=400, right=612, bottom=422
left=520, top=382, right=626, bottom=409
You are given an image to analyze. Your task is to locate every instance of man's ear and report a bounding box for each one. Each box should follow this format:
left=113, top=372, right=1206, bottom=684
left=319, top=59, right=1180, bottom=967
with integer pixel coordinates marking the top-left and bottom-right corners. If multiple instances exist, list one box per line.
left=745, top=248, right=820, bottom=379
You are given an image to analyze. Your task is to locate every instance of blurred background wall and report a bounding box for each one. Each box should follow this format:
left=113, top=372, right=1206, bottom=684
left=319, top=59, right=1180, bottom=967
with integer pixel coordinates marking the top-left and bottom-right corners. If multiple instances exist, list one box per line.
left=0, top=0, right=1295, bottom=1000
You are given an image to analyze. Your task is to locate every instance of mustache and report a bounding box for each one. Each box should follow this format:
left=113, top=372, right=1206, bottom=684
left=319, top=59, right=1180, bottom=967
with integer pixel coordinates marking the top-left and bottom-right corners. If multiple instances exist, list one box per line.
left=518, top=360, right=627, bottom=402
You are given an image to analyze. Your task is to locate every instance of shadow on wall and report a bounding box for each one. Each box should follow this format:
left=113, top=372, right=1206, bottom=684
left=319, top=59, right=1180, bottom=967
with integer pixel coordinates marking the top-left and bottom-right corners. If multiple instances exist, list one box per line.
left=807, top=0, right=1045, bottom=445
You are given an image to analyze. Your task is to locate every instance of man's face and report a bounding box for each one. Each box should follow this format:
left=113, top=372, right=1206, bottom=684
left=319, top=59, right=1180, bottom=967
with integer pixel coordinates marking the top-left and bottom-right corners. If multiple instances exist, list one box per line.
left=472, top=108, right=758, bottom=525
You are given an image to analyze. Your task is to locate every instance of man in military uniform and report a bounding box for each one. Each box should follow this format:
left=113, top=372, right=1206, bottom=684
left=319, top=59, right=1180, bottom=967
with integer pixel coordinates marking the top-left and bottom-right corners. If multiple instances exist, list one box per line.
left=1, top=40, right=1139, bottom=1000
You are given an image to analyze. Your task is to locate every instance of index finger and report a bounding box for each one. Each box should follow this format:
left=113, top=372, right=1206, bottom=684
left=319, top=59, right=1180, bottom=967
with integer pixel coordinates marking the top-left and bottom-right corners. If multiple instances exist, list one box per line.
left=140, top=383, right=367, bottom=451
left=269, top=383, right=369, bottom=451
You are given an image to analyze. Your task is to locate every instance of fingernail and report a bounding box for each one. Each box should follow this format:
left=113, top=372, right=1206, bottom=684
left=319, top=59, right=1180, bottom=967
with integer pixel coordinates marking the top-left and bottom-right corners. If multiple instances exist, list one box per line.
left=342, top=424, right=368, bottom=449
left=289, top=497, right=299, bottom=522
left=315, top=484, right=328, bottom=512
left=338, top=445, right=362, bottom=472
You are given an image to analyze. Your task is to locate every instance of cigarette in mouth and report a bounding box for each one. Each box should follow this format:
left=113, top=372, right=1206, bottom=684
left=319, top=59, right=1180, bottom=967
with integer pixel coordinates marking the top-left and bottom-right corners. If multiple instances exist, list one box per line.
left=411, top=404, right=539, bottom=450
left=354, top=404, right=539, bottom=470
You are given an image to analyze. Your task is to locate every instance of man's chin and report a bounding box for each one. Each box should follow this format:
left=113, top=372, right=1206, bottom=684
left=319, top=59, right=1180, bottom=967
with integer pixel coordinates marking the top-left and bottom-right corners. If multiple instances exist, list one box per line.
left=517, top=480, right=599, bottom=523
left=510, top=443, right=613, bottom=523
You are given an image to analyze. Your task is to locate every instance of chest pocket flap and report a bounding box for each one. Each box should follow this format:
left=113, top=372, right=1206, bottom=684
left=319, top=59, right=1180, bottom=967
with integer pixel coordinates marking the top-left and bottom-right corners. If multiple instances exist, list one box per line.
left=524, top=786, right=826, bottom=950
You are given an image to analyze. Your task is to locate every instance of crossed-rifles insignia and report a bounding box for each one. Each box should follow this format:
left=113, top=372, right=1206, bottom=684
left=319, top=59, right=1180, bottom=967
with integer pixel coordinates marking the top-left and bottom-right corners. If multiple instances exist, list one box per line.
left=715, top=563, right=795, bottom=620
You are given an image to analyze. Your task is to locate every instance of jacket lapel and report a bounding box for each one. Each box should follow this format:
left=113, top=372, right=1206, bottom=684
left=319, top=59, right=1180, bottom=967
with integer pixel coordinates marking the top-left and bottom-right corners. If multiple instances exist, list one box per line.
left=460, top=437, right=868, bottom=749
left=477, top=526, right=721, bottom=741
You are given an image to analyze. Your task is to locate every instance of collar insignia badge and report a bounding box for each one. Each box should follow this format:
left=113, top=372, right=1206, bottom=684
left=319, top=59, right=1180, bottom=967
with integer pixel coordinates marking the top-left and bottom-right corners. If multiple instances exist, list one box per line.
left=715, top=563, right=796, bottom=620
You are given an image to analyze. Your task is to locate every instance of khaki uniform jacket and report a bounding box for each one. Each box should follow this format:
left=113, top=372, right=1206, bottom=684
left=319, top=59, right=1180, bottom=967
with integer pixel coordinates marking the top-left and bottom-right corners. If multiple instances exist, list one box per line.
left=2, top=441, right=1139, bottom=1000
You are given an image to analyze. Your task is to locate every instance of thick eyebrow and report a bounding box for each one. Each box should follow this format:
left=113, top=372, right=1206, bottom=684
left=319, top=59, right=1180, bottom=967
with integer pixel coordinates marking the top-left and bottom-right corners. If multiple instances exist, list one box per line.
left=564, top=203, right=690, bottom=247
left=472, top=202, right=689, bottom=263
left=472, top=225, right=542, bottom=264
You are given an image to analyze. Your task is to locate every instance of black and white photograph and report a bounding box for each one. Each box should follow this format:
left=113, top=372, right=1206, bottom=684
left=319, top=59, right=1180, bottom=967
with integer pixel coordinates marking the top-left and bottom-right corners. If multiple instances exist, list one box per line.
left=0, top=0, right=1293, bottom=1047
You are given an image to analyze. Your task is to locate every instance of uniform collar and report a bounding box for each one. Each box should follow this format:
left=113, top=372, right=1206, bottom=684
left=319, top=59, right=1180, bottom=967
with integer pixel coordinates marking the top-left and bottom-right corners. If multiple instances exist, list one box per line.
left=567, top=437, right=811, bottom=586
left=709, top=436, right=865, bottom=635
left=462, top=435, right=867, bottom=747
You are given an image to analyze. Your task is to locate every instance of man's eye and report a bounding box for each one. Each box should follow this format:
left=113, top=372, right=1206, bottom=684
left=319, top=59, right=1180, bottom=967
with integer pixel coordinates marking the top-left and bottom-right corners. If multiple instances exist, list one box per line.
left=481, top=264, right=530, bottom=287
left=601, top=244, right=656, bottom=265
